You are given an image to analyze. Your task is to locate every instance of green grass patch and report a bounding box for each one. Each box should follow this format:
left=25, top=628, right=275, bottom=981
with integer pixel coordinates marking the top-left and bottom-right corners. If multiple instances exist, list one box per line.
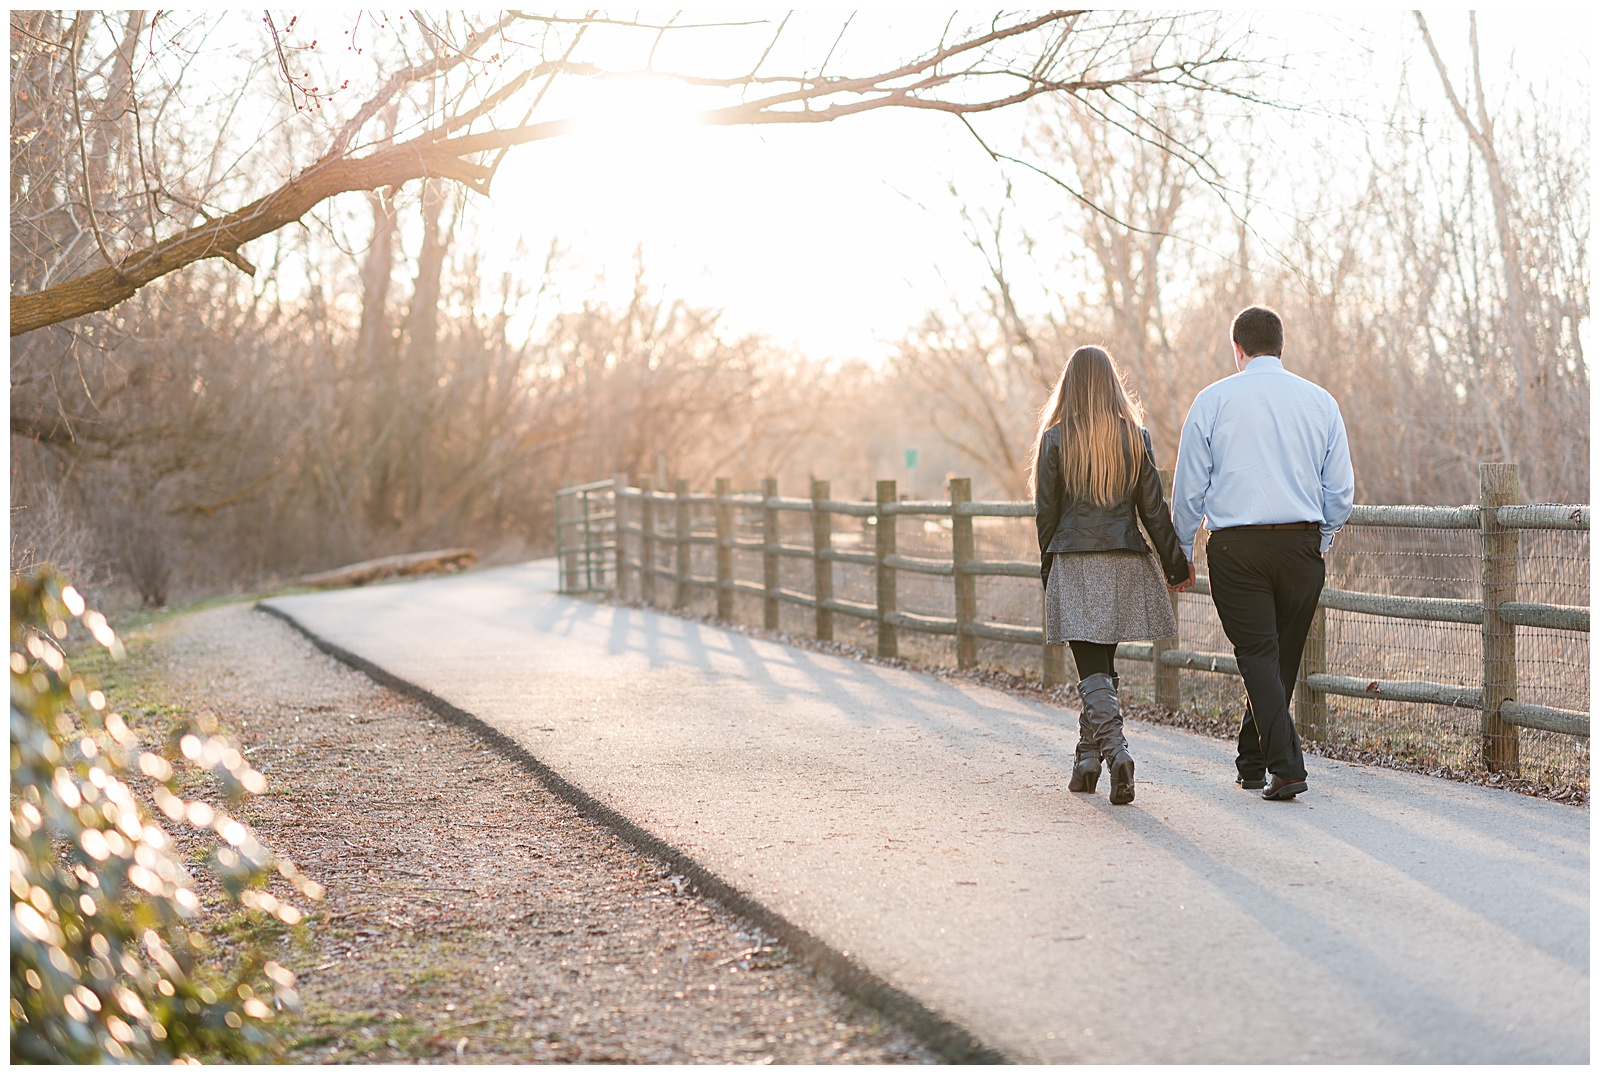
left=104, top=587, right=306, bottom=639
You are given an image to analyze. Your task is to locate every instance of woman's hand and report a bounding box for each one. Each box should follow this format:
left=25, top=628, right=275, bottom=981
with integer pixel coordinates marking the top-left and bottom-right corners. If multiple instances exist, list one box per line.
left=1168, top=562, right=1196, bottom=593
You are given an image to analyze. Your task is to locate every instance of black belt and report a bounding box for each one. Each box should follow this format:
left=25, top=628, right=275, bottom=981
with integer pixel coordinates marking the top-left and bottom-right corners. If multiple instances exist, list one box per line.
left=1214, top=522, right=1318, bottom=533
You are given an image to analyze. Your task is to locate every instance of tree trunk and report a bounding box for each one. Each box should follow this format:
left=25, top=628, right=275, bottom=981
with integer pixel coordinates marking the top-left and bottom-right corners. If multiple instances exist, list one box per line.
left=1416, top=12, right=1535, bottom=483
left=357, top=190, right=398, bottom=374
left=396, top=179, right=455, bottom=528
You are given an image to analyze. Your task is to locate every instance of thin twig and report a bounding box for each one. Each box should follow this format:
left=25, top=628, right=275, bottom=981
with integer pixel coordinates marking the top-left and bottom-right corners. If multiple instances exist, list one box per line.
left=67, top=14, right=116, bottom=271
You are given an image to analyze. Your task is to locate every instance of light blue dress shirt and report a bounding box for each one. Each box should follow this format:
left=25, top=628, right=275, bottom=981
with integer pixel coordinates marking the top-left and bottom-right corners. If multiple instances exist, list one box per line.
left=1171, top=355, right=1354, bottom=560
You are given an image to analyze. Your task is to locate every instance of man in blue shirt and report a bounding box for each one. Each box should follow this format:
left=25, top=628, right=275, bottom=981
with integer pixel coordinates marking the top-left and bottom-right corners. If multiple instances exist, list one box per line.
left=1172, top=306, right=1354, bottom=800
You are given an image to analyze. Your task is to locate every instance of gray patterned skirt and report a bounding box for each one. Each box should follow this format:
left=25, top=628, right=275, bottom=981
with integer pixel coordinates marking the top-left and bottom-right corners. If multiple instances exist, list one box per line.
left=1045, top=549, right=1178, bottom=645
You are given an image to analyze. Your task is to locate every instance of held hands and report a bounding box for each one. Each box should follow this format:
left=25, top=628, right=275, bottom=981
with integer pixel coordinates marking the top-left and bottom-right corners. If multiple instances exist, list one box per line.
left=1168, top=562, right=1196, bottom=593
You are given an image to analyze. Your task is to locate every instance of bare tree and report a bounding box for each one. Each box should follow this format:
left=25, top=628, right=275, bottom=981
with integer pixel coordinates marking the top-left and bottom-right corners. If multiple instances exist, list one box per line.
left=1034, top=91, right=1213, bottom=449
left=890, top=19, right=1587, bottom=506
left=891, top=301, right=1046, bottom=499
left=1417, top=13, right=1530, bottom=368
left=894, top=89, right=1217, bottom=492
left=1409, top=11, right=1588, bottom=499
left=11, top=10, right=1260, bottom=337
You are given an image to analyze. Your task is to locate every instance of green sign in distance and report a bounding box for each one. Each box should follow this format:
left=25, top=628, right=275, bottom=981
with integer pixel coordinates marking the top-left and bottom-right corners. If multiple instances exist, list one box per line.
left=904, top=449, right=919, bottom=470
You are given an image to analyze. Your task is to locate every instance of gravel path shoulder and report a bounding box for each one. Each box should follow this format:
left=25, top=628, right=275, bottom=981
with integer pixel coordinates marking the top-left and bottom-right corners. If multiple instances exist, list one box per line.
left=115, top=601, right=936, bottom=1064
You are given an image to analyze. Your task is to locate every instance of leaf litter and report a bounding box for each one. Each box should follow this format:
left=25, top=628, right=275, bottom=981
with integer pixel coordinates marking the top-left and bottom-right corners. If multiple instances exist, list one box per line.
left=108, top=602, right=937, bottom=1064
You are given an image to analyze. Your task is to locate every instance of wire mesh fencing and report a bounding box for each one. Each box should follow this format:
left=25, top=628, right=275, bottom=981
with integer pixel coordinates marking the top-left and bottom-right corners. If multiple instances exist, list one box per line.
left=570, top=468, right=1590, bottom=787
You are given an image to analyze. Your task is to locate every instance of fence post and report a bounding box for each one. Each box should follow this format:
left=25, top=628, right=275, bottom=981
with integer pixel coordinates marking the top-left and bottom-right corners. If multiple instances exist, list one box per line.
left=762, top=477, right=780, bottom=630
left=1152, top=466, right=1181, bottom=709
left=640, top=478, right=656, bottom=607
left=1296, top=607, right=1328, bottom=741
left=674, top=477, right=691, bottom=609
left=1043, top=636, right=1070, bottom=688
left=876, top=479, right=898, bottom=658
left=563, top=492, right=583, bottom=594
left=950, top=477, right=977, bottom=670
left=582, top=488, right=597, bottom=592
left=612, top=473, right=628, bottom=598
left=1481, top=463, right=1520, bottom=774
left=555, top=492, right=570, bottom=593
left=715, top=477, right=733, bottom=621
left=811, top=478, right=834, bottom=642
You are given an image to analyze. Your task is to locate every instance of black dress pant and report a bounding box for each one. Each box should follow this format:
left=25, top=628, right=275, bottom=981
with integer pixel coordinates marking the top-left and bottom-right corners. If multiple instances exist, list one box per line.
left=1206, top=529, right=1325, bottom=781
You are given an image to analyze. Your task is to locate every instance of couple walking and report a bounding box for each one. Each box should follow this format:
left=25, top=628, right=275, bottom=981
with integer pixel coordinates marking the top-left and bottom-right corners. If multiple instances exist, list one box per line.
left=1033, top=306, right=1354, bottom=805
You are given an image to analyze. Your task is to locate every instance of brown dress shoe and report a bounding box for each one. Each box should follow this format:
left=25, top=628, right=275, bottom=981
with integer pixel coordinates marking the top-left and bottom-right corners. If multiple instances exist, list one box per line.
left=1261, top=775, right=1308, bottom=801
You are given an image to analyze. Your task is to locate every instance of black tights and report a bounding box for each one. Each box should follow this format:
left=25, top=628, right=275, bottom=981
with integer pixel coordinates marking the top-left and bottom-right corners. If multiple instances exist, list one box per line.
left=1068, top=640, right=1118, bottom=681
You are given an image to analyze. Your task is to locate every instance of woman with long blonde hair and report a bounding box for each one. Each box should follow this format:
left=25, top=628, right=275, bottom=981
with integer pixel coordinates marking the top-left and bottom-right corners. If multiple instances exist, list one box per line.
left=1032, top=346, right=1192, bottom=805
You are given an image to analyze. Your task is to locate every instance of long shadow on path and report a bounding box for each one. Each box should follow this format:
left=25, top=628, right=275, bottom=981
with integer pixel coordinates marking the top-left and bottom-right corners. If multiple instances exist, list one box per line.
left=261, top=561, right=1589, bottom=1064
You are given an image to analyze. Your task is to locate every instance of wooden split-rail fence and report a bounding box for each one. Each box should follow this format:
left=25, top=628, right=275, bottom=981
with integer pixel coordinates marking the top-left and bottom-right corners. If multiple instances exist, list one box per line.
left=557, top=463, right=1589, bottom=773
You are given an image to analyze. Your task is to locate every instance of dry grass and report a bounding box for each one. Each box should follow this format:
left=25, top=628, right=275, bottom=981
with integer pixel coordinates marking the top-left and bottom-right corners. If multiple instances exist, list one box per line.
left=87, top=600, right=938, bottom=1064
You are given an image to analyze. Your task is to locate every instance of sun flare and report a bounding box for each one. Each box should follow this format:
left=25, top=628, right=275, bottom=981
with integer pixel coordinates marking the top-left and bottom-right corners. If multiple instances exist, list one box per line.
left=567, top=74, right=703, bottom=147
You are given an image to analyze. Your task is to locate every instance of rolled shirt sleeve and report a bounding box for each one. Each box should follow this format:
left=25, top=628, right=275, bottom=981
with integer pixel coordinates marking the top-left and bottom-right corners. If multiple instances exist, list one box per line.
left=1170, top=397, right=1213, bottom=562
left=1319, top=402, right=1355, bottom=552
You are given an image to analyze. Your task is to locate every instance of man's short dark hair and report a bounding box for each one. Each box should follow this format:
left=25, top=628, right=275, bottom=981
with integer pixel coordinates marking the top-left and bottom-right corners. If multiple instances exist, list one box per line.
left=1232, top=306, right=1283, bottom=358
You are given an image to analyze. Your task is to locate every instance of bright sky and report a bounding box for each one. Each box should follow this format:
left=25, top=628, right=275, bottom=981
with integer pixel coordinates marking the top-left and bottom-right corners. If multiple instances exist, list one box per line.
left=463, top=8, right=1589, bottom=364
left=474, top=10, right=1029, bottom=362
left=482, top=100, right=1002, bottom=361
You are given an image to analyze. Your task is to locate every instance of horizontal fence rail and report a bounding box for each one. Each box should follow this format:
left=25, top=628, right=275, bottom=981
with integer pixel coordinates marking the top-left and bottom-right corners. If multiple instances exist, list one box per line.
left=558, top=464, right=1589, bottom=777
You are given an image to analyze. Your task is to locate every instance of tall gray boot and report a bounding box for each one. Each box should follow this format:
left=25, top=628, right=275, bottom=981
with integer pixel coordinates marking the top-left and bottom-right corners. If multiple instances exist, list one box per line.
left=1067, top=704, right=1101, bottom=793
left=1080, top=673, right=1135, bottom=805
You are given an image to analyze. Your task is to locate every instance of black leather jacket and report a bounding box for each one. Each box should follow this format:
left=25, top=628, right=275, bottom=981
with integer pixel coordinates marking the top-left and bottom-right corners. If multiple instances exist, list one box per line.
left=1034, top=424, right=1190, bottom=587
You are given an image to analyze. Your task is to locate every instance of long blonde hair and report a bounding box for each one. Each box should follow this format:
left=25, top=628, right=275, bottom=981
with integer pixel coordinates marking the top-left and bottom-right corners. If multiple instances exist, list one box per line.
left=1028, top=345, right=1145, bottom=505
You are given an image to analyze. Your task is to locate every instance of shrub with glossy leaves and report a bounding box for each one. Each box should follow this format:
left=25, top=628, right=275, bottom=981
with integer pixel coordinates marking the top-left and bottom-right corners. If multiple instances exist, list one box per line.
left=10, top=569, right=323, bottom=1062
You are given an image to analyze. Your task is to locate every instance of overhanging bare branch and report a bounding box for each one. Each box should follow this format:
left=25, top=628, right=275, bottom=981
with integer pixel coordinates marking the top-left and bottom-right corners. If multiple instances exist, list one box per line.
left=11, top=10, right=1257, bottom=336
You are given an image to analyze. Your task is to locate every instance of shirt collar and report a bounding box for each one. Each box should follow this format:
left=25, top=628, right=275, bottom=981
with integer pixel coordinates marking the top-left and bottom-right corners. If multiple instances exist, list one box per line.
left=1243, top=355, right=1284, bottom=373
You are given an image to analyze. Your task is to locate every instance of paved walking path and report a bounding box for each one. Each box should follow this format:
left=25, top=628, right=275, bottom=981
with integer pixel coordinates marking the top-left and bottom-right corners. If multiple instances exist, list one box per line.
left=260, top=560, right=1588, bottom=1063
